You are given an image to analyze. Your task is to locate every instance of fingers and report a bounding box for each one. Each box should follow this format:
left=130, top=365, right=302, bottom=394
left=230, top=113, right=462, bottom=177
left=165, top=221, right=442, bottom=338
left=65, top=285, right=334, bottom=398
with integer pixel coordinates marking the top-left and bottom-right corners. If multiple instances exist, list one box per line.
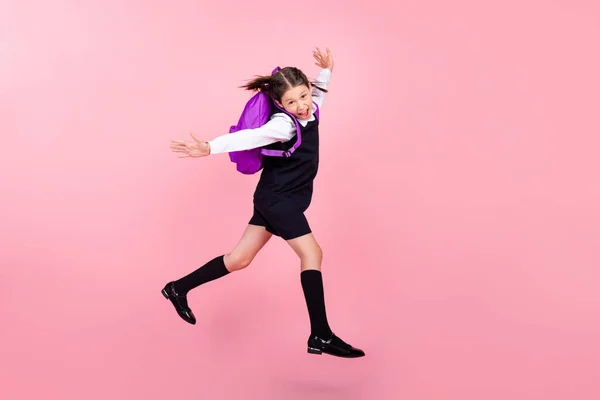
left=313, top=47, right=332, bottom=67
left=170, top=141, right=191, bottom=156
left=170, top=142, right=187, bottom=149
left=313, top=49, right=324, bottom=66
left=170, top=133, right=206, bottom=158
left=315, top=46, right=331, bottom=56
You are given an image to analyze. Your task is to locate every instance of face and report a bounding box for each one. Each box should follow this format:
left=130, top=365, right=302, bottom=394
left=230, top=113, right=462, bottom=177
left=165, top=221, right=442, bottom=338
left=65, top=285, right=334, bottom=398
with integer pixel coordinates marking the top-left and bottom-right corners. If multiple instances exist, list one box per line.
left=276, top=83, right=313, bottom=120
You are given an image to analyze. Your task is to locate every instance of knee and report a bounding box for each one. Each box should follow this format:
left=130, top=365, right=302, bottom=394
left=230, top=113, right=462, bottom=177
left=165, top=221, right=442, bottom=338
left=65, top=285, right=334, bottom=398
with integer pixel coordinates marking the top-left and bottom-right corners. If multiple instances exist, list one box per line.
left=224, top=253, right=253, bottom=271
left=300, top=244, right=323, bottom=264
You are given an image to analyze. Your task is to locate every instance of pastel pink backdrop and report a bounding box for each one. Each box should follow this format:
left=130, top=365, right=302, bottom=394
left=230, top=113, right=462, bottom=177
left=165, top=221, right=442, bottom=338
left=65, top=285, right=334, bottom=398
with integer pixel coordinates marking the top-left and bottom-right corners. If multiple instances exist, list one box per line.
left=1, top=0, right=599, bottom=399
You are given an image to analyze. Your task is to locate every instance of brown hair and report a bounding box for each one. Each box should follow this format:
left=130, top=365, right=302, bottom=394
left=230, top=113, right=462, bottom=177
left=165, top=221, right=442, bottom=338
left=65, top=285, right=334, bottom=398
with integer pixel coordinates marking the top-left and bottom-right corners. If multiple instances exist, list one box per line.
left=240, top=66, right=328, bottom=103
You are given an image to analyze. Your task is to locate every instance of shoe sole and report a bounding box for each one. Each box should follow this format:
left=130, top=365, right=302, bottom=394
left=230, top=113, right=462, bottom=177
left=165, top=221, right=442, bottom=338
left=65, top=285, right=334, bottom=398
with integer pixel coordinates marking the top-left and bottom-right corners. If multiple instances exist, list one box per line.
left=307, top=347, right=365, bottom=358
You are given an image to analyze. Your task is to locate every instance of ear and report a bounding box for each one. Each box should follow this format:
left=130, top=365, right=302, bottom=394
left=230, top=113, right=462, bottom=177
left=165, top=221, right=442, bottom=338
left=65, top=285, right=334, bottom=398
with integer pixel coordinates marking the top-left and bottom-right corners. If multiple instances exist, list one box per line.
left=274, top=99, right=284, bottom=109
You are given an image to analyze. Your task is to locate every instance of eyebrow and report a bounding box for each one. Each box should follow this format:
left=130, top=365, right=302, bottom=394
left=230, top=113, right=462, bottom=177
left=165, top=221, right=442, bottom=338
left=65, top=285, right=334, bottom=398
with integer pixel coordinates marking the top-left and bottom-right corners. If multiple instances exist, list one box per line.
left=286, top=91, right=309, bottom=103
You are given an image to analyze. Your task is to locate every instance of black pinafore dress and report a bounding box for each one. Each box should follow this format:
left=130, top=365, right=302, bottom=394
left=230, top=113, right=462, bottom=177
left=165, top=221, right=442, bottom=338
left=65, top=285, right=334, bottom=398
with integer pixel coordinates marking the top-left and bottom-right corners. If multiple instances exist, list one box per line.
left=249, top=105, right=320, bottom=240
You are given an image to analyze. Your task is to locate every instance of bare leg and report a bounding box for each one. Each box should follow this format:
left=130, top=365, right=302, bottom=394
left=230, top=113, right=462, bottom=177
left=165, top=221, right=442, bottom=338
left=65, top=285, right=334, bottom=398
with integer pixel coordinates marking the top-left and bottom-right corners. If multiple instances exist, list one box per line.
left=224, top=224, right=273, bottom=272
left=286, top=232, right=323, bottom=272
left=175, top=224, right=272, bottom=291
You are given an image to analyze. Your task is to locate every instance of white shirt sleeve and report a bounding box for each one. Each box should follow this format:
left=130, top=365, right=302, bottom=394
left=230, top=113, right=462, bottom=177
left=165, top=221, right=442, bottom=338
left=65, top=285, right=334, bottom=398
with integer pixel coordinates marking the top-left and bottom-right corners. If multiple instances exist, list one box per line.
left=312, top=68, right=331, bottom=109
left=208, top=113, right=296, bottom=154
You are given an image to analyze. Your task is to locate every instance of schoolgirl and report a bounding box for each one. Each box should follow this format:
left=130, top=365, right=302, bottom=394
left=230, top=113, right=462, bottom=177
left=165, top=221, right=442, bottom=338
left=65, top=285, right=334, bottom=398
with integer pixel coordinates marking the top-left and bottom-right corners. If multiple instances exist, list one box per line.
left=166, top=48, right=364, bottom=358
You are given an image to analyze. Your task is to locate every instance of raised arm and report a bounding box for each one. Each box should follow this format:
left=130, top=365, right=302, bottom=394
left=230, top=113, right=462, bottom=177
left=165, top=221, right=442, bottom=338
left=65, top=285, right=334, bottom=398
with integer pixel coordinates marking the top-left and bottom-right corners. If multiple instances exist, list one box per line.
left=312, top=68, right=332, bottom=110
left=312, top=47, right=334, bottom=109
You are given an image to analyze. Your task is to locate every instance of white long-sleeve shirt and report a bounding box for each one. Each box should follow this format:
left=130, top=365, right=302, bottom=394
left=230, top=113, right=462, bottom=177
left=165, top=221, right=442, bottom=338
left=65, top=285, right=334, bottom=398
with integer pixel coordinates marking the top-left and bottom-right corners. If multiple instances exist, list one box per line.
left=208, top=68, right=332, bottom=154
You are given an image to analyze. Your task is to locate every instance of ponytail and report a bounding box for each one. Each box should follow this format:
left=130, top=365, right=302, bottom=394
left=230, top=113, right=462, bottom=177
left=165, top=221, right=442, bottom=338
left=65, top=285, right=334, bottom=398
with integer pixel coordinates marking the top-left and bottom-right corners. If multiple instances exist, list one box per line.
left=240, top=75, right=273, bottom=92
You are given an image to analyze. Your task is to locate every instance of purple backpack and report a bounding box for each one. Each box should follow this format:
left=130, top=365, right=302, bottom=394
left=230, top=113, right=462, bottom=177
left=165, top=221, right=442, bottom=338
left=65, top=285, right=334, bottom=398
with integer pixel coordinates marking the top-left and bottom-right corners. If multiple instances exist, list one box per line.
left=228, top=66, right=320, bottom=174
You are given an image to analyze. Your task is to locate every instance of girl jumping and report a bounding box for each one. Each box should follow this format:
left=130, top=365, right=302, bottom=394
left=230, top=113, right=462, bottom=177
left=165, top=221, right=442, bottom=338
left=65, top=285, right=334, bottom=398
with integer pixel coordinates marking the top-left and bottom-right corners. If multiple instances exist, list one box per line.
left=165, top=48, right=364, bottom=358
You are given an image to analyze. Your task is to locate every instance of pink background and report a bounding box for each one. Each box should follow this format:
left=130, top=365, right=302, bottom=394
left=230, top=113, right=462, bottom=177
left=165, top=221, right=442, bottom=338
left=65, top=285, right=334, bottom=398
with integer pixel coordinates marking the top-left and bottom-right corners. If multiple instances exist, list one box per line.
left=2, top=0, right=600, bottom=399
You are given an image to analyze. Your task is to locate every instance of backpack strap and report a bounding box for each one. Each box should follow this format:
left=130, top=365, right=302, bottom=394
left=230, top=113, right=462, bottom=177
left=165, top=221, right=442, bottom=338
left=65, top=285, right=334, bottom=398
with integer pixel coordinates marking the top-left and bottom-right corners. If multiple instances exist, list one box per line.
left=260, top=105, right=302, bottom=158
left=259, top=100, right=321, bottom=158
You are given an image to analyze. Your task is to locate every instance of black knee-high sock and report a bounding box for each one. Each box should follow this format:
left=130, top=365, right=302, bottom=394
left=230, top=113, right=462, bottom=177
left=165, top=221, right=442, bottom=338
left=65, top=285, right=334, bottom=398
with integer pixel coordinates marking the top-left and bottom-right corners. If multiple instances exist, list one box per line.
left=301, top=270, right=333, bottom=338
left=174, top=255, right=230, bottom=295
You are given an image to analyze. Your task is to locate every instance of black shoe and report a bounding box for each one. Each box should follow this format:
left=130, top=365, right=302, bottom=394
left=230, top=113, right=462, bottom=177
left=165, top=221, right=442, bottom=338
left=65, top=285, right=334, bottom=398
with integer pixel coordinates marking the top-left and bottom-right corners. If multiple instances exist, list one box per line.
left=161, top=282, right=196, bottom=325
left=307, top=333, right=365, bottom=358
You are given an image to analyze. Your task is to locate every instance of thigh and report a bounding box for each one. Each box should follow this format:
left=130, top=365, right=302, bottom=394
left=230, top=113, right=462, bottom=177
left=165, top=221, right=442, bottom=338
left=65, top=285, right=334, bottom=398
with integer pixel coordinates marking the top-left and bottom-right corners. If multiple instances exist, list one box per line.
left=228, top=224, right=273, bottom=262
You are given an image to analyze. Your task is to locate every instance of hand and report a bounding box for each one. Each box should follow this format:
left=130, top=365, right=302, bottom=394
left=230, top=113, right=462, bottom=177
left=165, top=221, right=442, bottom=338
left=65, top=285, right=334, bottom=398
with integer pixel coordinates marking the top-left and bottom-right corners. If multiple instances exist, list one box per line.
left=313, top=47, right=334, bottom=71
left=170, top=132, right=210, bottom=158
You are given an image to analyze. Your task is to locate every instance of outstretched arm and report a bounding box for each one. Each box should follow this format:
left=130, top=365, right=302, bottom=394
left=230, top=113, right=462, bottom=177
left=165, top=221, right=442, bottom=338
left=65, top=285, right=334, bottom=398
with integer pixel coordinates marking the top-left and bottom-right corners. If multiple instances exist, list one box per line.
left=169, top=114, right=296, bottom=158
left=208, top=115, right=295, bottom=154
